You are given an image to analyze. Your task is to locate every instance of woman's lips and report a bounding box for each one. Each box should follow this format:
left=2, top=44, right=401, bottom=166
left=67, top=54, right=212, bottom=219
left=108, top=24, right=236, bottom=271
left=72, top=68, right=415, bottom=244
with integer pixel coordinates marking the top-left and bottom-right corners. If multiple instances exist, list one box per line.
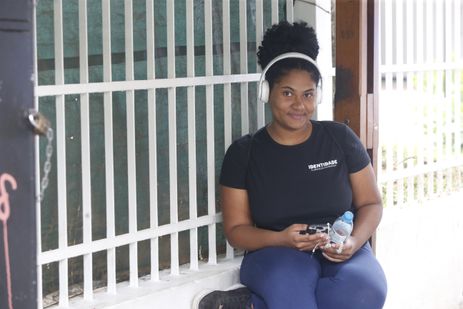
left=288, top=113, right=306, bottom=121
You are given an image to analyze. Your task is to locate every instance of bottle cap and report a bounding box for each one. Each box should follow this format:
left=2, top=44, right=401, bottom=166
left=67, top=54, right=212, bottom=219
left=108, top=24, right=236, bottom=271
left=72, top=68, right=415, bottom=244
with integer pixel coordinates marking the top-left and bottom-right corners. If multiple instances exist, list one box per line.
left=342, top=211, right=354, bottom=223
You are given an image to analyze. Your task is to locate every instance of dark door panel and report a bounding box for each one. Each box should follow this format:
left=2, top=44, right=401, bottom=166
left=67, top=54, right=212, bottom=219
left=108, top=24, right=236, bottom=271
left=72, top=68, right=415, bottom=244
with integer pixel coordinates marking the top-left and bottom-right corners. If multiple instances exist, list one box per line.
left=0, top=1, right=37, bottom=308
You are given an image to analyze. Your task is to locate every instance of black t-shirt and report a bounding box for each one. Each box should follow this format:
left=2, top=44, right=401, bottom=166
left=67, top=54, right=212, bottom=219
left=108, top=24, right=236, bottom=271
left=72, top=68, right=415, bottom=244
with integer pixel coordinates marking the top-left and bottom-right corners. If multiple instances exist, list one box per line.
left=219, top=120, right=370, bottom=231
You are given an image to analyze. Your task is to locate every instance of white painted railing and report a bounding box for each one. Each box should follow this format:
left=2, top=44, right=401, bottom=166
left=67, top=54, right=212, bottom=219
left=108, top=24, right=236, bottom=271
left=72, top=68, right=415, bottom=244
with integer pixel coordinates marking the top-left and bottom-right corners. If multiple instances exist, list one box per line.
left=34, top=1, right=302, bottom=308
left=33, top=0, right=462, bottom=307
left=378, top=0, right=463, bottom=207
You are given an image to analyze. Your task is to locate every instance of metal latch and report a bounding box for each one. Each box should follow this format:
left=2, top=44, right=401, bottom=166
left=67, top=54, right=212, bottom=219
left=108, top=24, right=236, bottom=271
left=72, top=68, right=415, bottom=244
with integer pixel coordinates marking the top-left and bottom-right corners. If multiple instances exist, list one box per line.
left=27, top=109, right=51, bottom=136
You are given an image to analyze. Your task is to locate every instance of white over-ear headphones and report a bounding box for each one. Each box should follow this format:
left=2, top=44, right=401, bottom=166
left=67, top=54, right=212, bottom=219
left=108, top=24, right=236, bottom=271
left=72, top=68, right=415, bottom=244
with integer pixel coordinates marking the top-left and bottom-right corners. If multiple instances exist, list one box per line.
left=258, top=52, right=322, bottom=103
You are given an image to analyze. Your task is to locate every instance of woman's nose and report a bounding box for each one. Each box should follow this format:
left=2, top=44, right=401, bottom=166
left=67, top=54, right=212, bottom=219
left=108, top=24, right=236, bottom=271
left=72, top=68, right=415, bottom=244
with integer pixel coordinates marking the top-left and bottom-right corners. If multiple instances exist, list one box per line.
left=293, top=95, right=304, bottom=108
left=292, top=95, right=309, bottom=109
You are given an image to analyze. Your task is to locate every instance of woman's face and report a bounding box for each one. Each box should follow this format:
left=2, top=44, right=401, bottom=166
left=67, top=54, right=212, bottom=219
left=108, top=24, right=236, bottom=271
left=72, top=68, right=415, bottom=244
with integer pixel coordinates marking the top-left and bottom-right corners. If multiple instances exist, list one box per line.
left=268, top=69, right=318, bottom=132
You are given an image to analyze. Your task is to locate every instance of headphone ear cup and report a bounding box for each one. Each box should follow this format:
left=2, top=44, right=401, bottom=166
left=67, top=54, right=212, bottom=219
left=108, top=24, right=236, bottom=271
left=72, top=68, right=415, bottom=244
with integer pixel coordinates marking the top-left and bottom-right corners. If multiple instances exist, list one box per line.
left=316, top=84, right=323, bottom=105
left=259, top=79, right=270, bottom=103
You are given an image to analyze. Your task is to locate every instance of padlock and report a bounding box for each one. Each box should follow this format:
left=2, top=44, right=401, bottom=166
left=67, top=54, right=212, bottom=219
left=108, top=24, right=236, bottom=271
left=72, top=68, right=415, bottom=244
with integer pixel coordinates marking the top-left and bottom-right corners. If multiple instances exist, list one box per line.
left=27, top=110, right=51, bottom=136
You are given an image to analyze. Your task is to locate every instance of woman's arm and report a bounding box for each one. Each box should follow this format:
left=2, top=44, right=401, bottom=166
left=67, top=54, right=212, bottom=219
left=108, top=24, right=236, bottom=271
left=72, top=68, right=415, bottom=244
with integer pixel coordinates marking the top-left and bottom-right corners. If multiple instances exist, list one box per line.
left=323, top=163, right=382, bottom=261
left=349, top=163, right=383, bottom=249
left=221, top=185, right=328, bottom=252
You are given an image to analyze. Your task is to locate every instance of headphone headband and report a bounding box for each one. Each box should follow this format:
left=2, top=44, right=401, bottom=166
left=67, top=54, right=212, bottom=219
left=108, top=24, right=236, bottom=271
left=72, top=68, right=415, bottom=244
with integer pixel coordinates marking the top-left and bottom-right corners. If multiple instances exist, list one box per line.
left=258, top=52, right=322, bottom=103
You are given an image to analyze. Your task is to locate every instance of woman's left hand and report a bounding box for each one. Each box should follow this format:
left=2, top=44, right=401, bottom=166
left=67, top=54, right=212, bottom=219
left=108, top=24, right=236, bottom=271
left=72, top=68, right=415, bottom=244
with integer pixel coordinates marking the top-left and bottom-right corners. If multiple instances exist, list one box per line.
left=321, top=237, right=357, bottom=263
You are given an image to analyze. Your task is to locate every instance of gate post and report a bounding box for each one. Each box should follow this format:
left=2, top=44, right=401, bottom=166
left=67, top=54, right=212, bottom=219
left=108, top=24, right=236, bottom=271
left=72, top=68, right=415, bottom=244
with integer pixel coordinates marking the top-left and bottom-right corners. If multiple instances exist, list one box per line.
left=335, top=0, right=380, bottom=251
left=0, top=1, right=37, bottom=308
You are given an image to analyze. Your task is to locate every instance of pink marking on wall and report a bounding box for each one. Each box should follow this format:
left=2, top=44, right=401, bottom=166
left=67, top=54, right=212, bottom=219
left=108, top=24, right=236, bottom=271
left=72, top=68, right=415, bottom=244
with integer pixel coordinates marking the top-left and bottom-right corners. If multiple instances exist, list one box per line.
left=0, top=173, right=17, bottom=309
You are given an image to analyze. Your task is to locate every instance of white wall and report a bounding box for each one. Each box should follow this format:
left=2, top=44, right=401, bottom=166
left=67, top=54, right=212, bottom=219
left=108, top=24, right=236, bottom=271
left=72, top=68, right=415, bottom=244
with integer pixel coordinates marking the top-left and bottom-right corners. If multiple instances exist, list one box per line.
left=376, top=192, right=463, bottom=309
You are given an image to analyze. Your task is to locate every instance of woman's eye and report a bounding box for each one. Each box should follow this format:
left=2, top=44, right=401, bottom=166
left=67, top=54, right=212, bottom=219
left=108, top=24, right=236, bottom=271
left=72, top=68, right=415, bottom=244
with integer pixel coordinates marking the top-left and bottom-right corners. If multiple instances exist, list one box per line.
left=283, top=91, right=292, bottom=97
left=304, top=92, right=314, bottom=99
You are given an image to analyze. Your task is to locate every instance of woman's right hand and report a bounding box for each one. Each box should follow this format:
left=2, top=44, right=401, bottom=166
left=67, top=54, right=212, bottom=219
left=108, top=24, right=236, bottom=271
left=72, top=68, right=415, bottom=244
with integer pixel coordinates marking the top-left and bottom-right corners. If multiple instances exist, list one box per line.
left=282, top=224, right=329, bottom=251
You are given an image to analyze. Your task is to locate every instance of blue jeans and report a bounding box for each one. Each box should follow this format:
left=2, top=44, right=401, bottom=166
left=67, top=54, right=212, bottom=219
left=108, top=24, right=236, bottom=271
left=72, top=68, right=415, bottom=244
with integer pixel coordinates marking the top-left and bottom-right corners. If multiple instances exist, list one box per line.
left=240, top=243, right=387, bottom=309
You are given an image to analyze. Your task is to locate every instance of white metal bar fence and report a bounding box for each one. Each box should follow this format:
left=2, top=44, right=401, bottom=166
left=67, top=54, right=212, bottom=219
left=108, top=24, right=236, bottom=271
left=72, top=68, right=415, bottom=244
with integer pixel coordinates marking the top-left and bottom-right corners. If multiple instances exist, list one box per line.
left=34, top=1, right=296, bottom=307
left=186, top=0, right=199, bottom=272
left=239, top=0, right=249, bottom=135
left=33, top=0, right=462, bottom=306
left=223, top=0, right=234, bottom=261
left=78, top=0, right=93, bottom=301
left=166, top=0, right=179, bottom=278
left=146, top=0, right=159, bottom=282
left=52, top=0, right=69, bottom=307
left=378, top=0, right=463, bottom=207
left=204, top=0, right=217, bottom=267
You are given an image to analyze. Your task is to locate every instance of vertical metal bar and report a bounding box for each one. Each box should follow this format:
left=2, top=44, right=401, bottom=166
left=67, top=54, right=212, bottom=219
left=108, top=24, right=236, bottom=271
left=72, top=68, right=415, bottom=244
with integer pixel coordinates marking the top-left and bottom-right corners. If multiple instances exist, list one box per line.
left=434, top=0, right=444, bottom=194
left=124, top=0, right=138, bottom=287
left=102, top=0, right=116, bottom=294
left=416, top=0, right=425, bottom=201
left=146, top=0, right=159, bottom=281
left=205, top=0, right=217, bottom=265
left=271, top=0, right=279, bottom=24
left=33, top=4, right=43, bottom=307
left=53, top=0, right=68, bottom=305
left=78, top=0, right=93, bottom=300
left=186, top=0, right=199, bottom=269
left=166, top=0, right=180, bottom=275
left=444, top=0, right=453, bottom=190
left=454, top=0, right=462, bottom=186
left=425, top=0, right=435, bottom=197
left=239, top=0, right=249, bottom=134
left=405, top=0, right=415, bottom=204
left=255, top=0, right=265, bottom=129
left=222, top=0, right=234, bottom=260
left=223, top=0, right=232, bottom=150
left=255, top=0, right=263, bottom=69
left=286, top=0, right=294, bottom=23
left=395, top=0, right=404, bottom=205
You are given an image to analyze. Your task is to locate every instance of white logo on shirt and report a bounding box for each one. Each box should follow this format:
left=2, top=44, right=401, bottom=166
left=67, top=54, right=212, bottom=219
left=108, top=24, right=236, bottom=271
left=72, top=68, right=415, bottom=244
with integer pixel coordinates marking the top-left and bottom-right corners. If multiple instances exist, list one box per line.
left=308, top=159, right=338, bottom=171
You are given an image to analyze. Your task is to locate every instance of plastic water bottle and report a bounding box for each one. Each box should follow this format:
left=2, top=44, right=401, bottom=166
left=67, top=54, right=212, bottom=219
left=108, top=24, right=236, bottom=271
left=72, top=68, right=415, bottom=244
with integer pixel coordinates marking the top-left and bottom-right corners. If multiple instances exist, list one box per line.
left=329, top=211, right=354, bottom=244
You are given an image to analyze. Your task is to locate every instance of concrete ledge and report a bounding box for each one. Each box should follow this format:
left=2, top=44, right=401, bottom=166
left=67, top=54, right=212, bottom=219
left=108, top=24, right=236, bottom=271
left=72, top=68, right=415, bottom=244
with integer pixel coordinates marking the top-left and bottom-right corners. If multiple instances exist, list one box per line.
left=61, top=257, right=243, bottom=309
left=376, top=192, right=463, bottom=309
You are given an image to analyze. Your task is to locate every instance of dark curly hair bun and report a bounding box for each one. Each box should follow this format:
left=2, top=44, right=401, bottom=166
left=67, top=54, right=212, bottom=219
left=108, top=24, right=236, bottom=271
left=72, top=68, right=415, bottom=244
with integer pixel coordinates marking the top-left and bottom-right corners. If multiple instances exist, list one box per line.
left=257, top=21, right=320, bottom=69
